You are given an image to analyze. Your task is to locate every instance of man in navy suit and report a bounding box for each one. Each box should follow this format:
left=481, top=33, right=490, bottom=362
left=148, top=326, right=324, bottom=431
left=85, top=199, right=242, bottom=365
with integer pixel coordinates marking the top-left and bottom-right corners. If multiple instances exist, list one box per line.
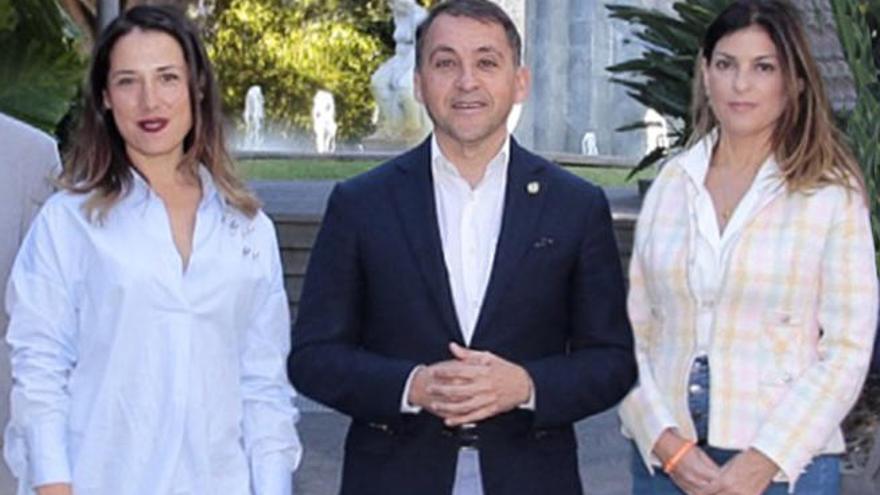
left=288, top=1, right=636, bottom=494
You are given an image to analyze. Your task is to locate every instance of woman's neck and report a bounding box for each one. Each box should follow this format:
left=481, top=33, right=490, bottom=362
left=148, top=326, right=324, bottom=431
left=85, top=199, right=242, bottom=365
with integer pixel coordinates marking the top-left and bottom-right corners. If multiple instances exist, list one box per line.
left=130, top=147, right=198, bottom=188
left=713, top=130, right=773, bottom=173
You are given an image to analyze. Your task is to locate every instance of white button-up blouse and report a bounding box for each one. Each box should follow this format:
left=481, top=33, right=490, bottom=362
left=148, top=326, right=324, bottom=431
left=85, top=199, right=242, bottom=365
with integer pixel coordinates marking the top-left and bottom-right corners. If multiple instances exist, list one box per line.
left=4, top=169, right=301, bottom=495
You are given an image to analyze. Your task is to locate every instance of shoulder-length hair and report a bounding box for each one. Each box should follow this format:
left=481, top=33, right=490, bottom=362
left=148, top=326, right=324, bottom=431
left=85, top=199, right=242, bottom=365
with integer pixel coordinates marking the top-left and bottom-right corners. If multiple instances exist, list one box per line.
left=63, top=4, right=259, bottom=220
left=689, top=0, right=865, bottom=196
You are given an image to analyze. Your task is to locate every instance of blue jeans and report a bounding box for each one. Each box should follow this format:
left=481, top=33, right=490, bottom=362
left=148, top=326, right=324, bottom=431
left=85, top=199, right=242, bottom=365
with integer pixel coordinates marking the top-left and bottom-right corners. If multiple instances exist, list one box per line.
left=630, top=357, right=841, bottom=494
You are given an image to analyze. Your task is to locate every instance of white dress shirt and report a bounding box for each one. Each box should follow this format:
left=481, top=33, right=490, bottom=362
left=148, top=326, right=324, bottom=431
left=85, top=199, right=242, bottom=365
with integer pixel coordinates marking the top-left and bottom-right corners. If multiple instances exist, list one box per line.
left=432, top=137, right=509, bottom=344
left=400, top=137, right=510, bottom=415
left=681, top=144, right=783, bottom=356
left=402, top=136, right=511, bottom=495
left=4, top=168, right=302, bottom=495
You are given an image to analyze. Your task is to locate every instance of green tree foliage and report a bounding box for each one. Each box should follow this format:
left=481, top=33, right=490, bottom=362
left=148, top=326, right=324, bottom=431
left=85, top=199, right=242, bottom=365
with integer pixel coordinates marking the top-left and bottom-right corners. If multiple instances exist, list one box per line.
left=605, top=0, right=731, bottom=178
left=0, top=0, right=85, bottom=134
left=207, top=0, right=393, bottom=141
left=832, top=0, right=880, bottom=269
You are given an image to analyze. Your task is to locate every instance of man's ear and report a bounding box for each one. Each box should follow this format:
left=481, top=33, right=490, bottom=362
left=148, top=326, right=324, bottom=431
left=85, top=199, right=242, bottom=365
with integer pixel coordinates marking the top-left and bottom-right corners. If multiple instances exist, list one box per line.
left=413, top=70, right=424, bottom=104
left=514, top=66, right=531, bottom=104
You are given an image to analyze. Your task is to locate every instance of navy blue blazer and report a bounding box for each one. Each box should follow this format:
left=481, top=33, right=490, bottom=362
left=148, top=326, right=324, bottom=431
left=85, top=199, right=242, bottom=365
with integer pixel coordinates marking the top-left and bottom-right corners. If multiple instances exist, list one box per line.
left=288, top=138, right=637, bottom=495
left=872, top=303, right=880, bottom=374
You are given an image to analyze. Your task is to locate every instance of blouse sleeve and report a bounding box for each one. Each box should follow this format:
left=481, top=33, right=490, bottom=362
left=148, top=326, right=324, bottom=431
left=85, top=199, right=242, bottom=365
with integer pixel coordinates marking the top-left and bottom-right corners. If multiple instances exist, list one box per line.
left=5, top=201, right=78, bottom=488
left=240, top=215, right=302, bottom=495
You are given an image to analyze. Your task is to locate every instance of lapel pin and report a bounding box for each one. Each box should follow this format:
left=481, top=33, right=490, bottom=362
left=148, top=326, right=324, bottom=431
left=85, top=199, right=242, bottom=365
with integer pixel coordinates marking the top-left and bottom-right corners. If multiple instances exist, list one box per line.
left=526, top=181, right=541, bottom=195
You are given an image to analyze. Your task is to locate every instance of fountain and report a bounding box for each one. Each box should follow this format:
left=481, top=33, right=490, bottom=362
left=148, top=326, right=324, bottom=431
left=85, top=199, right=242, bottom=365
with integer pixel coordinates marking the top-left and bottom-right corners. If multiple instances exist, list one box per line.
left=243, top=85, right=265, bottom=150
left=312, top=90, right=338, bottom=154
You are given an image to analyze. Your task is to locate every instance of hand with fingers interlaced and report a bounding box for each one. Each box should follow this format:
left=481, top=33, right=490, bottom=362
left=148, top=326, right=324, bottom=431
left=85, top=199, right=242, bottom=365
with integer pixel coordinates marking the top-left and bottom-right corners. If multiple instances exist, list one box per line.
left=407, top=342, right=534, bottom=426
left=654, top=429, right=721, bottom=495
left=703, top=449, right=778, bottom=495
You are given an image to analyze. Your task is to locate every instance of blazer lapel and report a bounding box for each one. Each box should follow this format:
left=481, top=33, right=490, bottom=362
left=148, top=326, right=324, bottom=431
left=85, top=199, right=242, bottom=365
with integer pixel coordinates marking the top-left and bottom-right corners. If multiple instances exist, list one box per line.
left=472, top=139, right=548, bottom=344
left=389, top=139, right=464, bottom=343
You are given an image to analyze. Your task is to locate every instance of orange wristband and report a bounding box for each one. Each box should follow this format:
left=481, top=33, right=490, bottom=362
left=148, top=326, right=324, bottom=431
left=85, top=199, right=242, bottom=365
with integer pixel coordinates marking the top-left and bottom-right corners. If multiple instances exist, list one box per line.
left=662, top=440, right=695, bottom=474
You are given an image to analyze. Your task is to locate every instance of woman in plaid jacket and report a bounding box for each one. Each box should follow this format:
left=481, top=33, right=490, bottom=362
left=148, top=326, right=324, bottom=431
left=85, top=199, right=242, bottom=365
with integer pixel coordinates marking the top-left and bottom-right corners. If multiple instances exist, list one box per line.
left=619, top=1, right=878, bottom=494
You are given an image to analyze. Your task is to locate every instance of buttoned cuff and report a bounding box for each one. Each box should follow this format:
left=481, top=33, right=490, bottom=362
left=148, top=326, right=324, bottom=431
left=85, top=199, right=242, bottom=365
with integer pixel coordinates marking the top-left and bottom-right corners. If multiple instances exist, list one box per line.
left=251, top=452, right=294, bottom=495
left=400, top=365, right=424, bottom=414
left=27, top=419, right=71, bottom=486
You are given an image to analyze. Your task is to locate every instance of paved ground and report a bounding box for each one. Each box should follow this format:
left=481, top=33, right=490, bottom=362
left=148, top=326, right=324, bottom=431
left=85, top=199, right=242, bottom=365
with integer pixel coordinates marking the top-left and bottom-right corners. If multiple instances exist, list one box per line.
left=292, top=401, right=634, bottom=495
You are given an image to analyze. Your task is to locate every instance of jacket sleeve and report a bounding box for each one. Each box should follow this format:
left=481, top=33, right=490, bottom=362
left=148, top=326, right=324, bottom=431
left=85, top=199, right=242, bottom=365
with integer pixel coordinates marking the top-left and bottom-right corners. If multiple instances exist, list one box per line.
left=522, top=188, right=638, bottom=428
left=617, top=240, right=679, bottom=472
left=750, top=192, right=878, bottom=484
left=616, top=170, right=682, bottom=472
left=287, top=183, right=419, bottom=425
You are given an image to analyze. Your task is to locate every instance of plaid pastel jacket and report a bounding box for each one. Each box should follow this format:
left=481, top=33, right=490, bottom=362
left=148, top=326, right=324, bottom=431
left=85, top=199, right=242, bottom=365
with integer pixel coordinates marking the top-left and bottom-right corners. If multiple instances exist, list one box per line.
left=618, top=137, right=878, bottom=487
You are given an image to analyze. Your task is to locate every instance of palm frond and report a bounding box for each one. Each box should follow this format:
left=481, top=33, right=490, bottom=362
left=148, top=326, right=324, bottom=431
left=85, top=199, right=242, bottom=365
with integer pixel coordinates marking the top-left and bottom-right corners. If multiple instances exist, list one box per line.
left=606, top=0, right=731, bottom=176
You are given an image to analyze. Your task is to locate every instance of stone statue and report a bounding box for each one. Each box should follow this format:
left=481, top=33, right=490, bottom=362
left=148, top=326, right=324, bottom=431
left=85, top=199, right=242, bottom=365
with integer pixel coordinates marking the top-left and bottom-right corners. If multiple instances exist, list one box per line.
left=366, top=0, right=431, bottom=146
left=312, top=90, right=338, bottom=154
left=643, top=108, right=669, bottom=155
left=581, top=131, right=599, bottom=156
left=243, top=85, right=265, bottom=149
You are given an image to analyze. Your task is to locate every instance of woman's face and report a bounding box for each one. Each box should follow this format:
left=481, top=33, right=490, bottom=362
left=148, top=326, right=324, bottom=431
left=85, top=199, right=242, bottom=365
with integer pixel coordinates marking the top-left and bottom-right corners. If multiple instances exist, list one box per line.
left=103, top=29, right=193, bottom=168
left=703, top=24, right=789, bottom=142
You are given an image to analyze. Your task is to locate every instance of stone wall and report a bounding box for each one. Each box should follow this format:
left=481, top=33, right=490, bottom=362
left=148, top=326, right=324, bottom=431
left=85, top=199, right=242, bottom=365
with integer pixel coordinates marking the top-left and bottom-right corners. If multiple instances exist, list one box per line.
left=265, top=199, right=636, bottom=315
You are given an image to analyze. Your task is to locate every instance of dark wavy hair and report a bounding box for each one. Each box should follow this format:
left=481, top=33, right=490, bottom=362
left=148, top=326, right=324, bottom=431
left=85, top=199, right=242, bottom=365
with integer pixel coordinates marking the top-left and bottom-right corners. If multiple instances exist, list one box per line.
left=63, top=4, right=259, bottom=221
left=415, top=0, right=522, bottom=67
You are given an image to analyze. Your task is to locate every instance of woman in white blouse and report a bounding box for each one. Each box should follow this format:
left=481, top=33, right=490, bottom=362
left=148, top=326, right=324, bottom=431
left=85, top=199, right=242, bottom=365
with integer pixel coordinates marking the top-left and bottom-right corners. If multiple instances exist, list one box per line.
left=619, top=1, right=877, bottom=494
left=4, top=6, right=301, bottom=495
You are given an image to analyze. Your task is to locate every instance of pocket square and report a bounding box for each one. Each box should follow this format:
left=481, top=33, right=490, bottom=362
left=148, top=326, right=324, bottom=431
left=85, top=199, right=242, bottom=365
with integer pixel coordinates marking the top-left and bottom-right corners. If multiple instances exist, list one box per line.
left=533, top=236, right=555, bottom=249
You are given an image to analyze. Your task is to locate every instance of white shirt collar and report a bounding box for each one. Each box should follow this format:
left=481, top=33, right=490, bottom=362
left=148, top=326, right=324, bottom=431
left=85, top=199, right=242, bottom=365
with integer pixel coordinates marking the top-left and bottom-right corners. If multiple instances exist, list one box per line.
left=678, top=130, right=783, bottom=196
left=430, top=134, right=511, bottom=187
left=128, top=163, right=223, bottom=210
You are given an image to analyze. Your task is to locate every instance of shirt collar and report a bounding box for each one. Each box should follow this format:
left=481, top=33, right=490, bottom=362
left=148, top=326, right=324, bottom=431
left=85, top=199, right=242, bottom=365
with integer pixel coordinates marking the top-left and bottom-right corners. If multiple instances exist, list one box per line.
left=430, top=134, right=511, bottom=186
left=128, top=163, right=221, bottom=207
left=195, top=165, right=222, bottom=210
left=678, top=130, right=782, bottom=194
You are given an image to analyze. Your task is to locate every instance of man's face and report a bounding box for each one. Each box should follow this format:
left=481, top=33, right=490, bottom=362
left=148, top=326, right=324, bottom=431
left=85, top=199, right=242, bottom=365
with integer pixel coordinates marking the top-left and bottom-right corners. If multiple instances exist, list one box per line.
left=414, top=14, right=529, bottom=150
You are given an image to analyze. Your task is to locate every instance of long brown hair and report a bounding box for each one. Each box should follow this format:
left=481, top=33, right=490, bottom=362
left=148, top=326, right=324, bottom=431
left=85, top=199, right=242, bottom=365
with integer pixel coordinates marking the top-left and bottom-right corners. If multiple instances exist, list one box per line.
left=63, top=4, right=259, bottom=221
left=689, top=0, right=864, bottom=196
